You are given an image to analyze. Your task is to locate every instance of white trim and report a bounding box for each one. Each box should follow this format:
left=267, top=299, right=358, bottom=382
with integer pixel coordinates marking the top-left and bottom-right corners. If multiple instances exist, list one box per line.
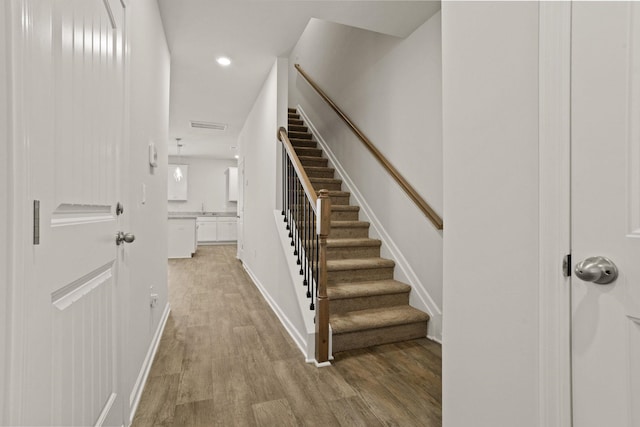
left=6, top=0, right=33, bottom=421
left=271, top=210, right=319, bottom=361
left=51, top=264, right=113, bottom=310
left=538, top=2, right=573, bottom=427
left=0, top=0, right=10, bottom=421
left=95, top=392, right=117, bottom=427
left=297, top=105, right=443, bottom=341
left=242, top=261, right=313, bottom=361
left=127, top=302, right=171, bottom=426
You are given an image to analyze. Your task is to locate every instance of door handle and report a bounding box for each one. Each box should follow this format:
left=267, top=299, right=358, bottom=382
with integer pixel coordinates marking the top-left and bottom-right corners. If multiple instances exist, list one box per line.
left=574, top=256, right=618, bottom=284
left=116, top=231, right=136, bottom=246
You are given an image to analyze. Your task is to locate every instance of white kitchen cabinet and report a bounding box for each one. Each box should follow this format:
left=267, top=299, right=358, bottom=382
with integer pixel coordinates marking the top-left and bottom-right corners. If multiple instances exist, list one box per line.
left=196, top=217, right=218, bottom=242
left=168, top=164, right=188, bottom=200
left=225, top=167, right=238, bottom=202
left=168, top=218, right=196, bottom=258
left=217, top=219, right=237, bottom=241
left=196, top=216, right=237, bottom=244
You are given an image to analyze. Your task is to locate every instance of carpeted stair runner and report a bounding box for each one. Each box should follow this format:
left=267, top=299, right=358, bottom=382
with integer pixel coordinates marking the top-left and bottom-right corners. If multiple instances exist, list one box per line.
left=287, top=107, right=429, bottom=354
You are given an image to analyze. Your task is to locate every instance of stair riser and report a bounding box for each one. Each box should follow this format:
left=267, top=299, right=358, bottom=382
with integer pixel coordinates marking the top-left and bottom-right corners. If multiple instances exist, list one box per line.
left=294, top=147, right=323, bottom=157
left=328, top=267, right=394, bottom=284
left=329, top=194, right=350, bottom=205
left=331, top=322, right=428, bottom=353
left=328, top=226, right=368, bottom=239
left=329, top=293, right=409, bottom=316
left=289, top=119, right=303, bottom=126
left=331, top=210, right=359, bottom=221
left=312, top=181, right=342, bottom=191
left=305, top=168, right=335, bottom=179
left=300, top=158, right=328, bottom=167
left=289, top=125, right=308, bottom=133
left=327, top=245, right=380, bottom=260
left=289, top=131, right=312, bottom=140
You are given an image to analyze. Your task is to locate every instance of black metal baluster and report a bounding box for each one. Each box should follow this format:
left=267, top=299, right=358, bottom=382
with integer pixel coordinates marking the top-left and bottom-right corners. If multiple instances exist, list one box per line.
left=287, top=159, right=292, bottom=233
left=314, top=223, right=319, bottom=305
left=303, top=199, right=309, bottom=285
left=282, top=145, right=285, bottom=216
left=293, top=178, right=298, bottom=250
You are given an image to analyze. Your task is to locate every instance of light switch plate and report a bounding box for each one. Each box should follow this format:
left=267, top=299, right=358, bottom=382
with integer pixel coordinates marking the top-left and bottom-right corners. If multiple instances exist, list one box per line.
left=148, top=142, right=158, bottom=167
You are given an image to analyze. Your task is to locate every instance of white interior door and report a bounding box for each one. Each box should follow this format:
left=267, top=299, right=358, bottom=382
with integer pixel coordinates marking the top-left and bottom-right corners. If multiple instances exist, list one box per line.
left=8, top=0, right=128, bottom=425
left=571, top=3, right=640, bottom=426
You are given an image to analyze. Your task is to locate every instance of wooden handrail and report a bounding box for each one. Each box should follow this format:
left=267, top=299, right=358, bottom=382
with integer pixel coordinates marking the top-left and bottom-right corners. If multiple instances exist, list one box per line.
left=294, top=64, right=444, bottom=230
left=278, top=126, right=318, bottom=213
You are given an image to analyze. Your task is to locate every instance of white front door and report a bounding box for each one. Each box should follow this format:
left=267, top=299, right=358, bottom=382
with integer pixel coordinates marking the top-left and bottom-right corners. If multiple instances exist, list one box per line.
left=7, top=0, right=129, bottom=425
left=571, top=3, right=640, bottom=426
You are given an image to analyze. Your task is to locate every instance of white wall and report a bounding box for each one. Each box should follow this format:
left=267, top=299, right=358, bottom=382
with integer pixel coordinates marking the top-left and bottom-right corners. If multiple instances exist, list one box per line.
left=168, top=156, right=237, bottom=213
left=0, top=1, right=8, bottom=421
left=441, top=2, right=540, bottom=426
left=288, top=15, right=443, bottom=338
left=238, top=59, right=307, bottom=352
left=126, top=0, right=171, bottom=421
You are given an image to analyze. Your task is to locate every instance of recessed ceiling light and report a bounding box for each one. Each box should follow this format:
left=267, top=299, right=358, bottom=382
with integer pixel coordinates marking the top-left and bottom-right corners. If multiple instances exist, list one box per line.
left=216, top=56, right=231, bottom=66
left=234, top=155, right=239, bottom=159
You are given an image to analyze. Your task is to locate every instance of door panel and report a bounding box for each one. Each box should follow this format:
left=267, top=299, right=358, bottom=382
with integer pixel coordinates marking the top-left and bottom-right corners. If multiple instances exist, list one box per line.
left=572, top=3, right=640, bottom=426
left=12, top=0, right=127, bottom=425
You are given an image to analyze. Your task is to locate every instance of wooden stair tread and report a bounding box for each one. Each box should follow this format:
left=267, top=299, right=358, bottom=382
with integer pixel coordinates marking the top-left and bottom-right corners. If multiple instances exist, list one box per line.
left=331, top=205, right=358, bottom=212
left=289, top=138, right=316, bottom=146
left=327, top=257, right=395, bottom=271
left=327, top=280, right=411, bottom=300
left=330, top=220, right=369, bottom=228
left=321, top=190, right=350, bottom=197
left=326, top=237, right=380, bottom=248
left=288, top=131, right=312, bottom=139
left=310, top=177, right=342, bottom=184
left=298, top=155, right=326, bottom=161
left=331, top=306, right=429, bottom=334
left=305, top=166, right=334, bottom=172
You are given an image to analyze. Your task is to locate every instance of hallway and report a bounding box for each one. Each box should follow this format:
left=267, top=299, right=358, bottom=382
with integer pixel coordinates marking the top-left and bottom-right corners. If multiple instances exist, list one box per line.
left=132, top=246, right=441, bottom=426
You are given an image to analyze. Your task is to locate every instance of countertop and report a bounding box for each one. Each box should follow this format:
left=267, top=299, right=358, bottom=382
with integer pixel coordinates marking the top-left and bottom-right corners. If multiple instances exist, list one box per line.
left=168, top=211, right=237, bottom=220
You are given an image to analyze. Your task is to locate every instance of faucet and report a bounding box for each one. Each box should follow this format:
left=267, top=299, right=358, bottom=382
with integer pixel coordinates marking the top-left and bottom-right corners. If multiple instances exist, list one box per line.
left=201, top=202, right=205, bottom=214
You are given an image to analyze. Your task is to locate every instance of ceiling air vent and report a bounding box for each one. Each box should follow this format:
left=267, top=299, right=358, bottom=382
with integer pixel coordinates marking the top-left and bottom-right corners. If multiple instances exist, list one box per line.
left=190, top=120, right=227, bottom=131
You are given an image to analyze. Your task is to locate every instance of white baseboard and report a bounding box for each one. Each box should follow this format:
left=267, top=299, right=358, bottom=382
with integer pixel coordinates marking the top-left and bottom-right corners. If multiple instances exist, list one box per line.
left=242, top=259, right=312, bottom=360
left=128, top=302, right=171, bottom=426
left=297, top=105, right=443, bottom=342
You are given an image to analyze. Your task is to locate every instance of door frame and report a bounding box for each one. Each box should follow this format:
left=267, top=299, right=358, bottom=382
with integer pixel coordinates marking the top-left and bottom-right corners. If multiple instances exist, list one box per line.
left=538, top=2, right=572, bottom=426
left=3, top=0, right=35, bottom=422
left=1, top=0, right=10, bottom=422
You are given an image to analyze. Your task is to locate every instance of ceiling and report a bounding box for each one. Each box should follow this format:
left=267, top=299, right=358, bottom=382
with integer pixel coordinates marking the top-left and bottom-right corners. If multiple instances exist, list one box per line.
left=158, top=0, right=441, bottom=159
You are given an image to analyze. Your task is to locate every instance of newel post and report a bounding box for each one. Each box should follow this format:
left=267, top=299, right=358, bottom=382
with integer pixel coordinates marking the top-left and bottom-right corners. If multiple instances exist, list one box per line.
left=315, top=189, right=331, bottom=363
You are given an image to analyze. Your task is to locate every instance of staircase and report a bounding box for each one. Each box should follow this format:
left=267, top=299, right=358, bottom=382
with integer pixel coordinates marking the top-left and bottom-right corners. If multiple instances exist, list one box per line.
left=287, top=108, right=429, bottom=353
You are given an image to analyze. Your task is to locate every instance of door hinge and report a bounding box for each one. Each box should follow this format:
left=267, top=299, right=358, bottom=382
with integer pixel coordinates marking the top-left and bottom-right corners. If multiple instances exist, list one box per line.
left=33, top=200, right=40, bottom=245
left=562, top=253, right=571, bottom=277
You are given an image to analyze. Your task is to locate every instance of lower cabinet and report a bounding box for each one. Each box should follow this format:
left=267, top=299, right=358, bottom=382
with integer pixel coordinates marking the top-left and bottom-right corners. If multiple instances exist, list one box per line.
left=197, top=216, right=237, bottom=244
left=217, top=220, right=237, bottom=241
left=196, top=219, right=217, bottom=242
left=168, top=218, right=197, bottom=259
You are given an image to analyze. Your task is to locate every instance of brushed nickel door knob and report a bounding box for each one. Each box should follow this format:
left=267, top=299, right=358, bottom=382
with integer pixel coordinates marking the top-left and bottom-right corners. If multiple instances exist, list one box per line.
left=574, top=256, right=618, bottom=284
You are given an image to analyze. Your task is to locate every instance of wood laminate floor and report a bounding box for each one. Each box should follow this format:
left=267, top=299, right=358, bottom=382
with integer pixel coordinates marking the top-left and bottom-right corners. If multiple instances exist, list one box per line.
left=132, top=245, right=442, bottom=427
